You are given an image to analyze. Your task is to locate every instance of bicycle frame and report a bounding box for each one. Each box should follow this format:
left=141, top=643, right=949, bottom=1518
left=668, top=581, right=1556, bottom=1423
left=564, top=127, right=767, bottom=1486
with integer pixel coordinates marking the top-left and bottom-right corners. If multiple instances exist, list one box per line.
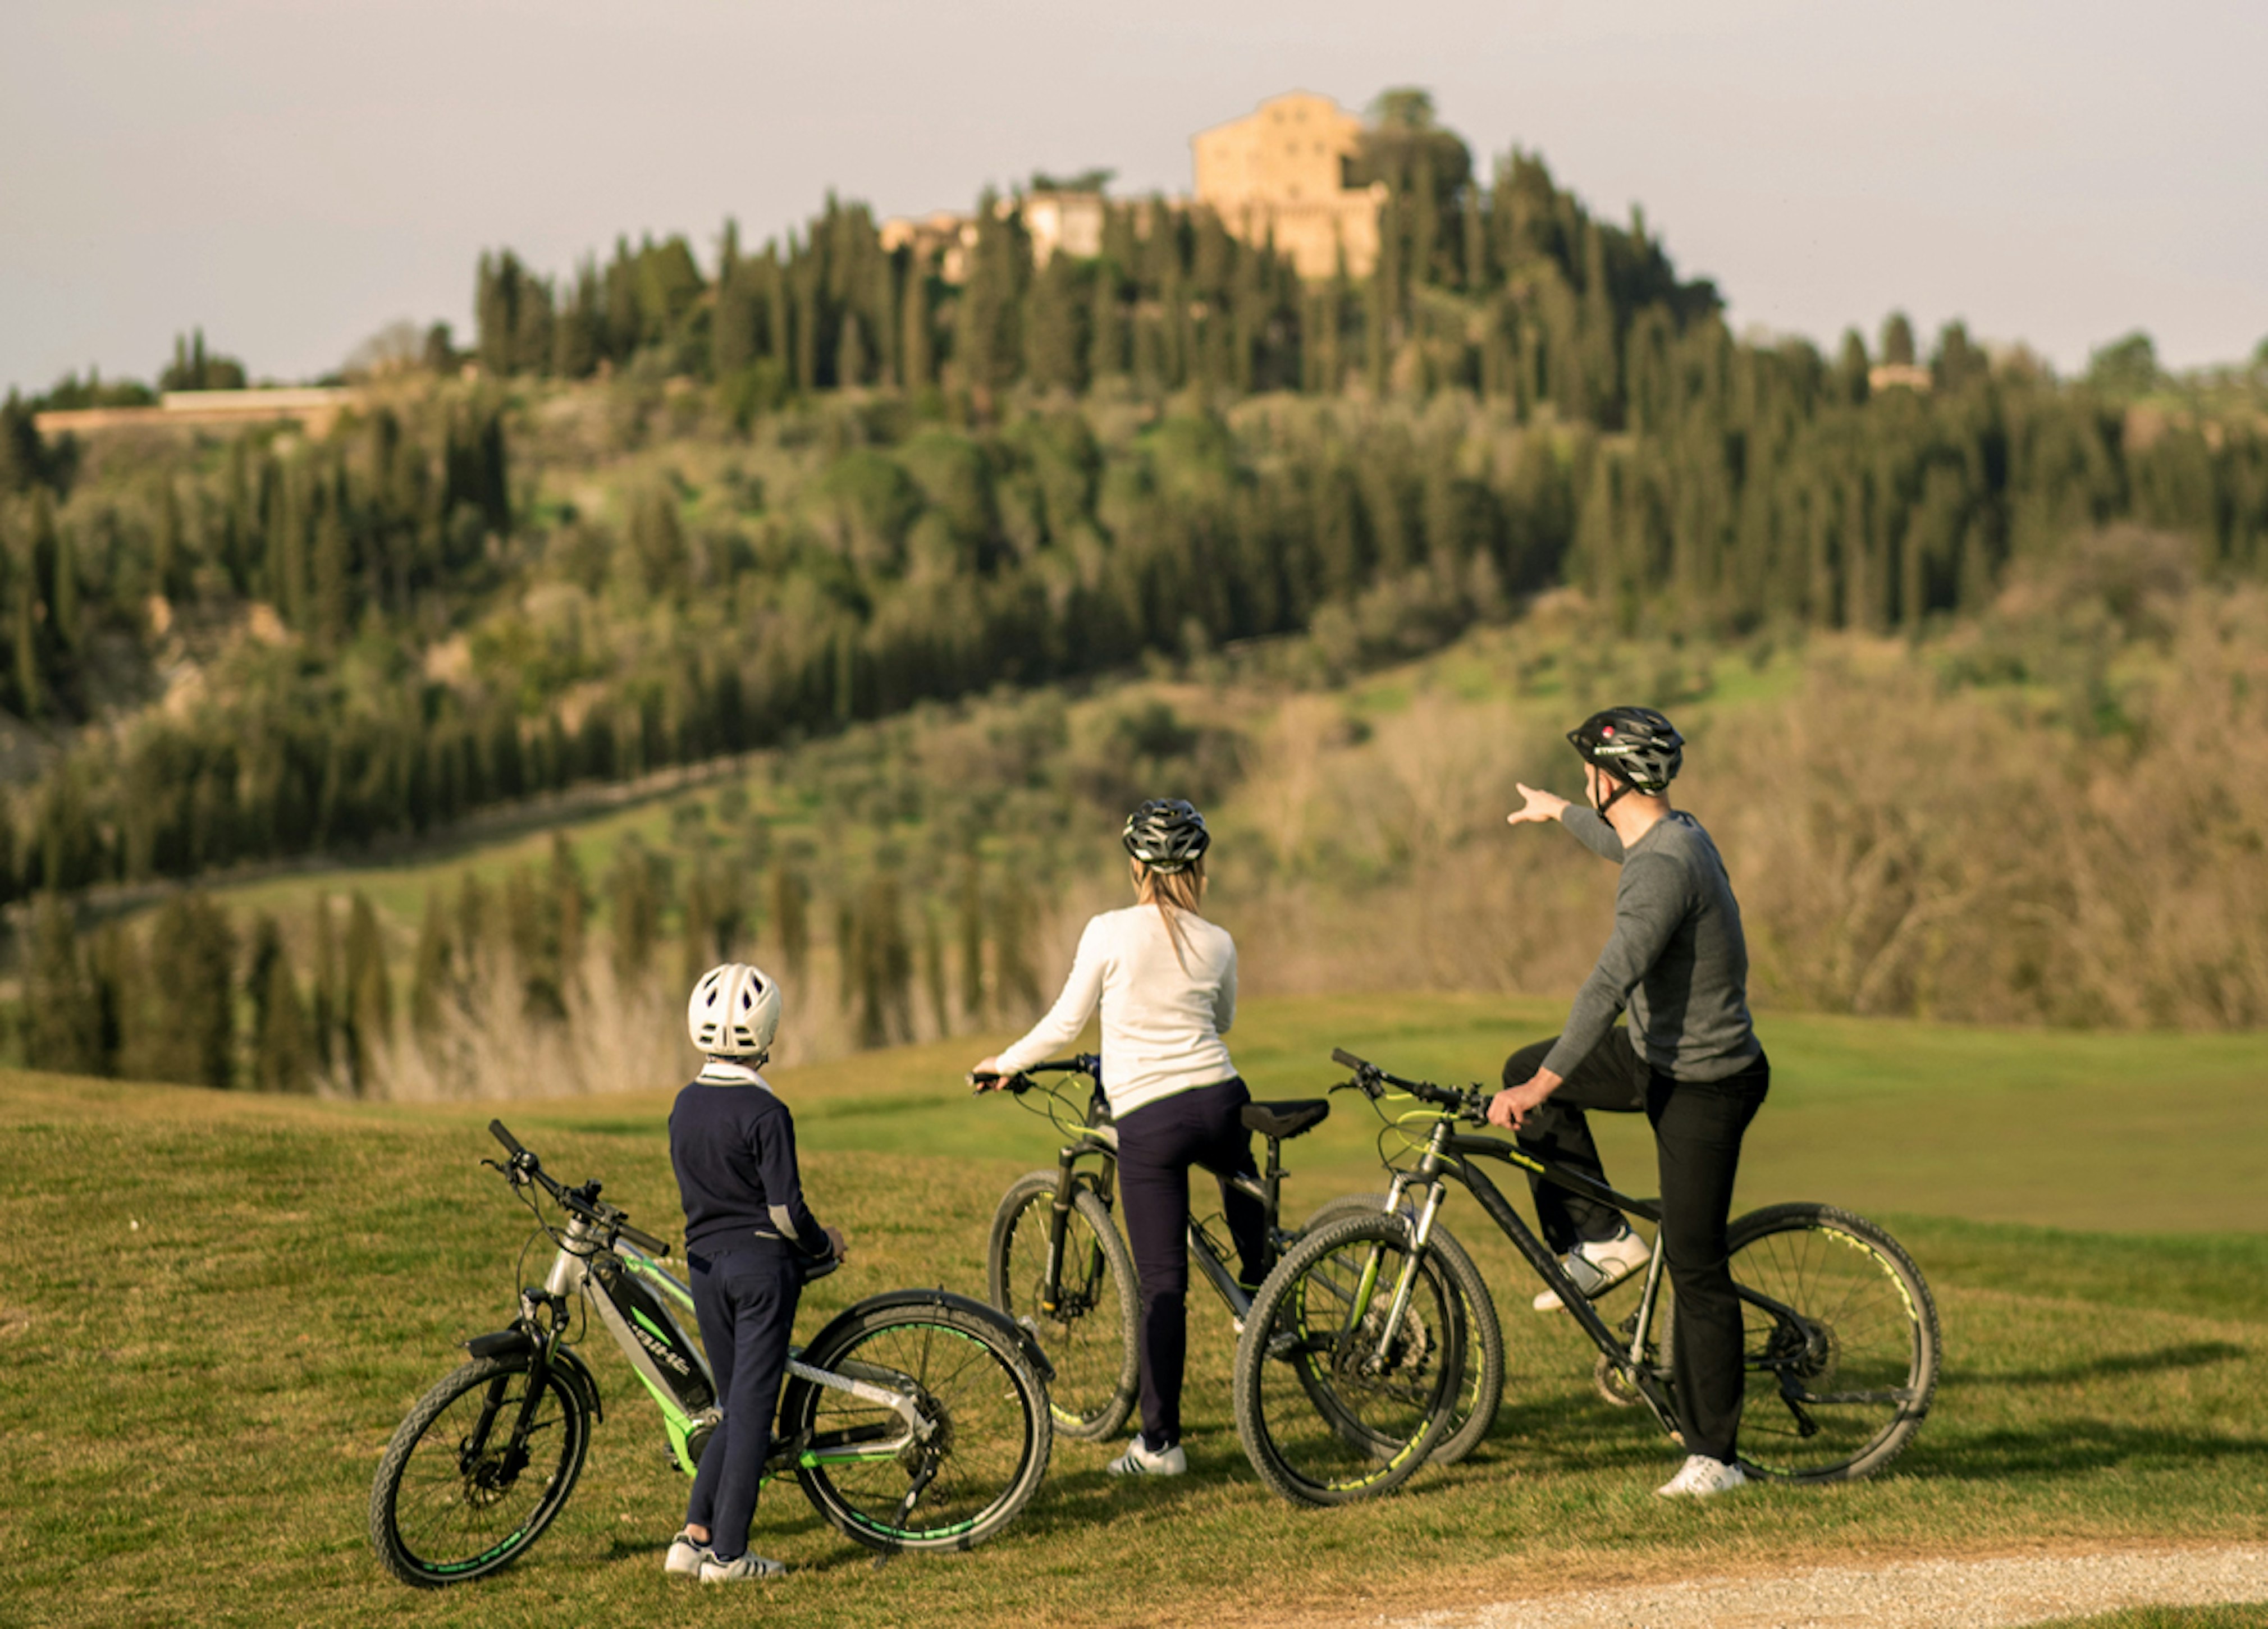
left=517, top=1213, right=930, bottom=1481
left=1356, top=1113, right=1833, bottom=1442
left=1034, top=1076, right=1343, bottom=1328
left=1372, top=1120, right=1680, bottom=1434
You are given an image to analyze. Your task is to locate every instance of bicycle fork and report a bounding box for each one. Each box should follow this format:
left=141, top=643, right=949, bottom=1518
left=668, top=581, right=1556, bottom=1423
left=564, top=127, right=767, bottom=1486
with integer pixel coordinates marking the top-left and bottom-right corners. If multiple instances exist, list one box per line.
left=1041, top=1142, right=1114, bottom=1317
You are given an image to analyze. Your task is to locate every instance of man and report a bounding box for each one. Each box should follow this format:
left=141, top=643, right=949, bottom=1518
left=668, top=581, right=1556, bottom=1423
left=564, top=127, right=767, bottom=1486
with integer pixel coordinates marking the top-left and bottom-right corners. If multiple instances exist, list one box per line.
left=1488, top=706, right=1769, bottom=1499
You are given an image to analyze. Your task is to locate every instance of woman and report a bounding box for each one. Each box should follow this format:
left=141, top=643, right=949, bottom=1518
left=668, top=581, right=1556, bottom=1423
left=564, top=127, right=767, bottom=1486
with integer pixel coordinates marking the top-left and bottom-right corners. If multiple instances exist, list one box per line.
left=973, top=799, right=1262, bottom=1476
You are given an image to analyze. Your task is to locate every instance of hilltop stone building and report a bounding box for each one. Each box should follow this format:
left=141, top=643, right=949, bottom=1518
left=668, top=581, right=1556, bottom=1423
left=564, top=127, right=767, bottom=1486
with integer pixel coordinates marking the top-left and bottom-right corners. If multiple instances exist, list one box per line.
left=880, top=90, right=1386, bottom=284
left=1191, top=91, right=1386, bottom=279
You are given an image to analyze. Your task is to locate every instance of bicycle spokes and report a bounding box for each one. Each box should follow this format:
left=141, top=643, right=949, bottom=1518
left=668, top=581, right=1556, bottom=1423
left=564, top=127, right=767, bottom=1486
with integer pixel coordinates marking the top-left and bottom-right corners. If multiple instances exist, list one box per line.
left=1726, top=1209, right=1938, bottom=1480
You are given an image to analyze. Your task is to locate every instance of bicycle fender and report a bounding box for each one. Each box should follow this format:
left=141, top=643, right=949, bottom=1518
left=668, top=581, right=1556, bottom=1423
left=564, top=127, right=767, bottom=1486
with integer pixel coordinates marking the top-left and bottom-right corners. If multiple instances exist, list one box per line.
left=464, top=1325, right=536, bottom=1360
left=460, top=1328, right=605, bottom=1423
left=802, top=1287, right=1057, bottom=1386
left=548, top=1346, right=605, bottom=1424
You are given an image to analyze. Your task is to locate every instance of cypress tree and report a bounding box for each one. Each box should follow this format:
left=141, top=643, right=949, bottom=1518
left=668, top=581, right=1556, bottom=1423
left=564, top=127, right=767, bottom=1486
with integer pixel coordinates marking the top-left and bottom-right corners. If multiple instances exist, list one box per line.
left=548, top=834, right=588, bottom=980
left=453, top=871, right=491, bottom=983
left=835, top=312, right=871, bottom=390
left=920, top=908, right=949, bottom=1037
left=312, top=503, right=349, bottom=652
left=834, top=896, right=858, bottom=1013
left=158, top=891, right=236, bottom=1089
left=1836, top=330, right=1872, bottom=405
left=48, top=504, right=77, bottom=652
left=715, top=265, right=761, bottom=377
left=312, top=898, right=342, bottom=1077
left=769, top=862, right=808, bottom=974
left=475, top=251, right=514, bottom=376
left=955, top=194, right=1029, bottom=402
left=1880, top=312, right=1917, bottom=368
left=952, top=856, right=984, bottom=1022
left=899, top=251, right=935, bottom=391
left=249, top=913, right=313, bottom=1094
left=24, top=894, right=100, bottom=1076
left=990, top=872, right=1041, bottom=1018
left=553, top=261, right=603, bottom=379
left=607, top=839, right=662, bottom=984
left=847, top=872, right=913, bottom=1050
left=344, top=891, right=391, bottom=1094
left=1023, top=254, right=1089, bottom=394
left=0, top=391, right=48, bottom=496
left=1089, top=260, right=1126, bottom=382
left=92, top=922, right=135, bottom=1079
left=512, top=272, right=556, bottom=374
left=409, top=887, right=452, bottom=1042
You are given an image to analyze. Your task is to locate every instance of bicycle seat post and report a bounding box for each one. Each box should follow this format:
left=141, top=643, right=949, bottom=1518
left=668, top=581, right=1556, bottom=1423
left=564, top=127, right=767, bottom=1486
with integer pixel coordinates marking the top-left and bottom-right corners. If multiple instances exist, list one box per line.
left=1254, top=1133, right=1291, bottom=1277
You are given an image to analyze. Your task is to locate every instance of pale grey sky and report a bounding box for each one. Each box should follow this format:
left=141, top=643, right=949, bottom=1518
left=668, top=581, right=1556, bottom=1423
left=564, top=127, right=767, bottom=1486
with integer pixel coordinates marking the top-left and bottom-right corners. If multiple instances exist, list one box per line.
left=4, top=0, right=2264, bottom=395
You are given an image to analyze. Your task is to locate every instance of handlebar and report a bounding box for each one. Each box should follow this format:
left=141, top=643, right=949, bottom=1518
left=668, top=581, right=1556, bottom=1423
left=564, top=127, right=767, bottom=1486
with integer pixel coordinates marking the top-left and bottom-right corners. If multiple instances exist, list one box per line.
left=488, top=1120, right=671, bottom=1257
left=1330, top=1049, right=1491, bottom=1123
left=969, top=1054, right=1101, bottom=1095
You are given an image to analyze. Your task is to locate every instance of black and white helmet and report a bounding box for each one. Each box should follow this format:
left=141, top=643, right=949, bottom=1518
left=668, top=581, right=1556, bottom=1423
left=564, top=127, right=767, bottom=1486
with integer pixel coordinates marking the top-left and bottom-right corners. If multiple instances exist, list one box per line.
left=1122, top=799, right=1210, bottom=874
left=687, top=963, right=783, bottom=1060
left=1567, top=707, right=1684, bottom=793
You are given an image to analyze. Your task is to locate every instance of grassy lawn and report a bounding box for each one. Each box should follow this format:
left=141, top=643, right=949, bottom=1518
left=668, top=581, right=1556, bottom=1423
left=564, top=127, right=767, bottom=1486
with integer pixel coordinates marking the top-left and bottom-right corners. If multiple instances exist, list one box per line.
left=3, top=996, right=2264, bottom=1627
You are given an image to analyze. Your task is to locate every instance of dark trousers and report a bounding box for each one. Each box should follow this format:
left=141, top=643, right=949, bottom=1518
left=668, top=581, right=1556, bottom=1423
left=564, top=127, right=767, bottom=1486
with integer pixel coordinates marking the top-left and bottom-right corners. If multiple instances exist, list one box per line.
left=684, top=1246, right=802, bottom=1560
left=1503, top=1032, right=1770, bottom=1465
left=1503, top=1029, right=1650, bottom=1252
left=1114, top=1077, right=1266, bottom=1452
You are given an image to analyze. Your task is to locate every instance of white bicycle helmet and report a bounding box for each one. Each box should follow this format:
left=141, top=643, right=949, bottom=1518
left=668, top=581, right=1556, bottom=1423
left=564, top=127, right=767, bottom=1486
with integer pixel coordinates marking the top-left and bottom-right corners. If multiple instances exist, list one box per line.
left=687, top=963, right=783, bottom=1060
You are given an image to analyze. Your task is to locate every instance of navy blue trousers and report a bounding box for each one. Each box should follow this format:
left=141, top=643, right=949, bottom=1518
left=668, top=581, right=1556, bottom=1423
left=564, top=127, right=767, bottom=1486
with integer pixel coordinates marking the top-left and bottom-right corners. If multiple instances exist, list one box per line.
left=1114, top=1077, right=1266, bottom=1452
left=684, top=1246, right=801, bottom=1561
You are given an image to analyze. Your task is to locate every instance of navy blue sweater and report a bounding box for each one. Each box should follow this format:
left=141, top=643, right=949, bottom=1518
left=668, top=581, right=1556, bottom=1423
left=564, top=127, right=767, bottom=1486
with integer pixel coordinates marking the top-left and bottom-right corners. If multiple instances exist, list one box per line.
left=668, top=1070, right=833, bottom=1260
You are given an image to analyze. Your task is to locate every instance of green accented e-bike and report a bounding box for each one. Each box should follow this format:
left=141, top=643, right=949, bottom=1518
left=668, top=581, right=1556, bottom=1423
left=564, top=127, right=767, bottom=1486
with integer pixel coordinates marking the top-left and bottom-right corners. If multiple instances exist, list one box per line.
left=367, top=1123, right=1053, bottom=1587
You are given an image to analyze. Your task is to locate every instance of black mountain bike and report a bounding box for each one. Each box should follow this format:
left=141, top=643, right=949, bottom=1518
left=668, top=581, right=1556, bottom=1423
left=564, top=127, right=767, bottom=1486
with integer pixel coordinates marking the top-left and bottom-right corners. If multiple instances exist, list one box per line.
left=974, top=1056, right=1503, bottom=1470
left=1233, top=1051, right=1940, bottom=1506
left=368, top=1123, right=1055, bottom=1587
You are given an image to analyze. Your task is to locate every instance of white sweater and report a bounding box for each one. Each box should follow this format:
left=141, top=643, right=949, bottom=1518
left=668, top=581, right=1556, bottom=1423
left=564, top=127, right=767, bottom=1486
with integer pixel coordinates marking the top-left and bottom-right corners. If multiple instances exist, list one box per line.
left=994, top=905, right=1238, bottom=1118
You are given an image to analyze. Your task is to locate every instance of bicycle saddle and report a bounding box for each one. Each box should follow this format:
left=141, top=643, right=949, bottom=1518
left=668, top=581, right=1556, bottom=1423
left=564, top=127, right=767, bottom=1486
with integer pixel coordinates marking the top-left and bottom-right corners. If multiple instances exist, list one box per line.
left=1241, top=1099, right=1330, bottom=1141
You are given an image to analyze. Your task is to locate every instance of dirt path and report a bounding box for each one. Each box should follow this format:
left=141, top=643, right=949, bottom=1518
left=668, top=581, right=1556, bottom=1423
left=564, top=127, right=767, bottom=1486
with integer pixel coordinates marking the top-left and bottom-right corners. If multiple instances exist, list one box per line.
left=1382, top=1546, right=2268, bottom=1629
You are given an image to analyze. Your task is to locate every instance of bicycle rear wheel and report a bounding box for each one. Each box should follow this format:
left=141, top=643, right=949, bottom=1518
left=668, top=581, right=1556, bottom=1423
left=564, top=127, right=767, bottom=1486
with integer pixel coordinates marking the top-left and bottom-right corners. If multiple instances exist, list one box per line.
left=789, top=1297, right=1053, bottom=1552
left=1305, top=1194, right=1503, bottom=1465
left=1233, top=1212, right=1462, bottom=1506
left=368, top=1355, right=591, bottom=1587
left=1723, top=1202, right=1940, bottom=1482
left=987, top=1171, right=1140, bottom=1442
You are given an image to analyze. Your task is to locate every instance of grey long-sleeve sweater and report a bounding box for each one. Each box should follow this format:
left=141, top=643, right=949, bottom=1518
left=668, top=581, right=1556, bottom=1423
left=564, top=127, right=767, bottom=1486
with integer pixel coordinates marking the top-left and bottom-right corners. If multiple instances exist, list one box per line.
left=1539, top=806, right=1762, bottom=1084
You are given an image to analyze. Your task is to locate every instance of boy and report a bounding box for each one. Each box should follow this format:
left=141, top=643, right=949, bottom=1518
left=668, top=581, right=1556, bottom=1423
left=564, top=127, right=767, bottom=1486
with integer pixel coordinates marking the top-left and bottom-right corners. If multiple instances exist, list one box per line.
left=662, top=963, right=848, bottom=1582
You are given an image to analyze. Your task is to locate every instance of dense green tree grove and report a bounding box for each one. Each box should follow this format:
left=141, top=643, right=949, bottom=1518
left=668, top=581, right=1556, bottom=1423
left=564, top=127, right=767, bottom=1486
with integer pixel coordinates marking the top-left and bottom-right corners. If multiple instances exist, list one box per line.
left=2, top=109, right=2265, bottom=909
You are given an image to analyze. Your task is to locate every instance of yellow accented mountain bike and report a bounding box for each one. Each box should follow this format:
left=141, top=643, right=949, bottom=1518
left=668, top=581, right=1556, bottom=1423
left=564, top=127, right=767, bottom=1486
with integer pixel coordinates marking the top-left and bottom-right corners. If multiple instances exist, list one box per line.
left=1233, top=1051, right=1940, bottom=1505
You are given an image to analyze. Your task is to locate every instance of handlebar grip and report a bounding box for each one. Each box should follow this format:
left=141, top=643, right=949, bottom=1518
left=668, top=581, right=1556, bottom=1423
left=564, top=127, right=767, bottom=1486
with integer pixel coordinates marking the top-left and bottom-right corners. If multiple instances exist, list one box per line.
left=1330, top=1048, right=1366, bottom=1071
left=489, top=1120, right=528, bottom=1159
left=616, top=1221, right=670, bottom=1257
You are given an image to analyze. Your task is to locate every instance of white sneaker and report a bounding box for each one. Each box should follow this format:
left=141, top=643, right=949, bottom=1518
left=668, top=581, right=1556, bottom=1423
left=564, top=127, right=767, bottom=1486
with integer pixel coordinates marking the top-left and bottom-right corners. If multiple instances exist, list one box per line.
left=1655, top=1454, right=1748, bottom=1498
left=1533, top=1228, right=1651, bottom=1311
left=699, top=1552, right=788, bottom=1582
left=662, top=1529, right=714, bottom=1576
left=1106, top=1437, right=1187, bottom=1476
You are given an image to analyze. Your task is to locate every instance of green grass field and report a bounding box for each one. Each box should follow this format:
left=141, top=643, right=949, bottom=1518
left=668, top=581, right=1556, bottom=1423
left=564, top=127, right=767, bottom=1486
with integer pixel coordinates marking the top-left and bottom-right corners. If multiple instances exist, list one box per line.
left=3, top=996, right=2264, bottom=1627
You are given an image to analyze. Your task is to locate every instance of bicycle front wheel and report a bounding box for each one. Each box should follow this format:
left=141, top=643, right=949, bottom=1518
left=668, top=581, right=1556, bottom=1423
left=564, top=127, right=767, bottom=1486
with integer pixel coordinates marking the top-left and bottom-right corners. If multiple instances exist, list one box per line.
left=1725, top=1203, right=1940, bottom=1482
left=1305, top=1193, right=1503, bottom=1465
left=987, top=1170, right=1140, bottom=1442
left=1233, top=1212, right=1462, bottom=1506
left=790, top=1297, right=1053, bottom=1552
left=368, top=1354, right=591, bottom=1587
